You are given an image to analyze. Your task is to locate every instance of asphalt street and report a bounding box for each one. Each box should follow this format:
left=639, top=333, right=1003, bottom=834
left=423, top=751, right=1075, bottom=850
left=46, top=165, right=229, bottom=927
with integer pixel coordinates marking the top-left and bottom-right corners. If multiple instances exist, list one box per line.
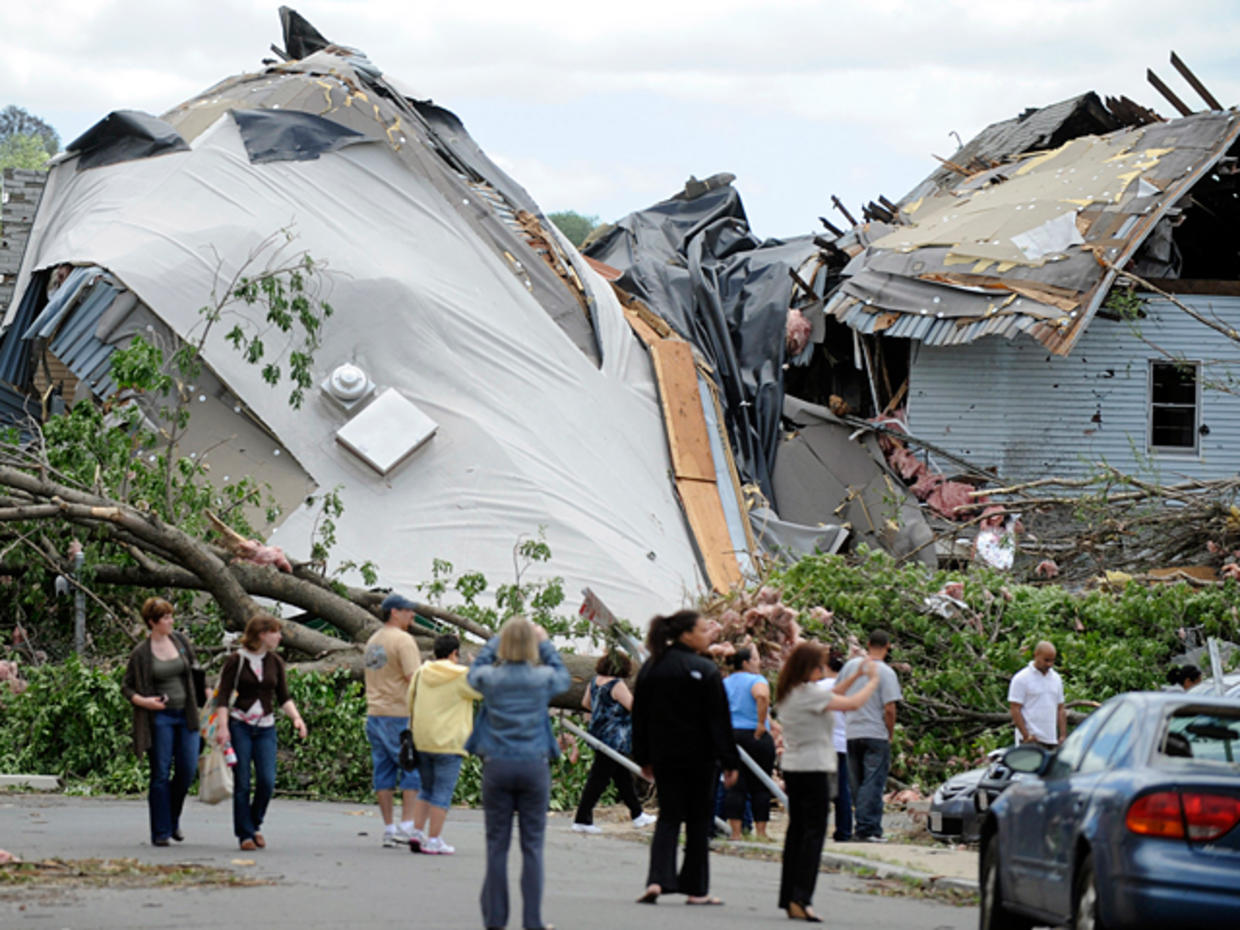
left=1, top=795, right=978, bottom=929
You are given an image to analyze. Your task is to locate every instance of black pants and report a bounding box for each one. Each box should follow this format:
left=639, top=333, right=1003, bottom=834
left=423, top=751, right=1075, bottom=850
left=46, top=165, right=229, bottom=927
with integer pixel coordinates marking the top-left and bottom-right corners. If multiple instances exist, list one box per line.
left=574, top=752, right=642, bottom=824
left=723, top=728, right=775, bottom=823
left=779, top=770, right=829, bottom=909
left=647, top=761, right=715, bottom=896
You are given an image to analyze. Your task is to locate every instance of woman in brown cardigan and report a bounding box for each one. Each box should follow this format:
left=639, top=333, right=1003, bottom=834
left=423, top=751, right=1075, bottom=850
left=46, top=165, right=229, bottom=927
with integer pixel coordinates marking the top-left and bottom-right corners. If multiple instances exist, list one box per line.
left=121, top=597, right=201, bottom=847
left=214, top=614, right=308, bottom=850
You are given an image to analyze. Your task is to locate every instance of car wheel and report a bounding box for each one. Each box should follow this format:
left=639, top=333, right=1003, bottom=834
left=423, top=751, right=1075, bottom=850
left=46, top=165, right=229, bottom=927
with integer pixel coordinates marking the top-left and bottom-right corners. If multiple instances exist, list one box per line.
left=980, top=840, right=1033, bottom=930
left=1073, top=853, right=1107, bottom=930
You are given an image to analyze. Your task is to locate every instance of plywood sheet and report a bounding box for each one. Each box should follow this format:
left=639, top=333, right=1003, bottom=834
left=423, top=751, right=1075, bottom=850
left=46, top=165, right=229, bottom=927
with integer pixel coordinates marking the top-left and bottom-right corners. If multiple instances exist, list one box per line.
left=650, top=340, right=715, bottom=481
left=677, top=476, right=742, bottom=592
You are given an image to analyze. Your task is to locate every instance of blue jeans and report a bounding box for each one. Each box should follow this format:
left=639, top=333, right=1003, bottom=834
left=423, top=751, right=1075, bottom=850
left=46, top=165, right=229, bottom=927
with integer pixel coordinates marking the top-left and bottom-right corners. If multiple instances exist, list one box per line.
left=846, top=738, right=891, bottom=839
left=481, top=757, right=550, bottom=930
left=231, top=722, right=276, bottom=841
left=832, top=751, right=853, bottom=840
left=366, top=716, right=422, bottom=792
left=417, top=751, right=464, bottom=810
left=148, top=708, right=199, bottom=843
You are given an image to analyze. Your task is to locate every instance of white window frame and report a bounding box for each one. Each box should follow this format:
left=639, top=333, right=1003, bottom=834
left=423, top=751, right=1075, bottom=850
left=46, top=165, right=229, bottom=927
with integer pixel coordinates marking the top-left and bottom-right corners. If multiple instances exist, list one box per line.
left=1147, top=359, right=1201, bottom=455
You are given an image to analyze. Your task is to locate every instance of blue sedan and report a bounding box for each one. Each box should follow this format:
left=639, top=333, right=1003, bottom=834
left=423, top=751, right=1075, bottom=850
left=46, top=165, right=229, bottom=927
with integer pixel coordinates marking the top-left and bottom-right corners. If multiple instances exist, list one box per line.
left=979, top=691, right=1240, bottom=930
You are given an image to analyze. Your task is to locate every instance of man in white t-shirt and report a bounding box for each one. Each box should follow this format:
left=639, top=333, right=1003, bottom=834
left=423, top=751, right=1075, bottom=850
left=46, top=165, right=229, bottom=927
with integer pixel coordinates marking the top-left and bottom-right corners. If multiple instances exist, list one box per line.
left=1007, top=641, right=1065, bottom=750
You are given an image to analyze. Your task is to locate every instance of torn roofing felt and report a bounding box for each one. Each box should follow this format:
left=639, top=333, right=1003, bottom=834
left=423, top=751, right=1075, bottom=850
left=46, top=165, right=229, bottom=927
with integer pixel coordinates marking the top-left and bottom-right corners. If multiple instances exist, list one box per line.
left=230, top=109, right=367, bottom=163
left=585, top=178, right=821, bottom=507
left=828, top=103, right=1240, bottom=355
left=66, top=110, right=189, bottom=172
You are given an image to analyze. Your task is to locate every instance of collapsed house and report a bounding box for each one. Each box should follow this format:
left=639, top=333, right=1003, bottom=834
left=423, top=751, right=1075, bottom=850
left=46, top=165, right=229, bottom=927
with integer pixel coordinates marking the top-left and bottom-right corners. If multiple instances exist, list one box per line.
left=824, top=87, right=1240, bottom=488
left=584, top=69, right=1240, bottom=578
left=0, top=8, right=769, bottom=622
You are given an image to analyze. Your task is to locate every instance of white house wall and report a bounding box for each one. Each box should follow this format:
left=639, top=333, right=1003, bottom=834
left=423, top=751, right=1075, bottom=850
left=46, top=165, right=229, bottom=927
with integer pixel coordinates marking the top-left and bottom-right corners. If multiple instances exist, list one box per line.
left=907, top=295, right=1240, bottom=485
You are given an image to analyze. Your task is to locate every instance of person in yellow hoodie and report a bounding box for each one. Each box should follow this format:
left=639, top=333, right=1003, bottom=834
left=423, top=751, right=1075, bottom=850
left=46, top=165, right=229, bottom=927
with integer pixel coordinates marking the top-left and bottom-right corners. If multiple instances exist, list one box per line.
left=407, top=633, right=482, bottom=854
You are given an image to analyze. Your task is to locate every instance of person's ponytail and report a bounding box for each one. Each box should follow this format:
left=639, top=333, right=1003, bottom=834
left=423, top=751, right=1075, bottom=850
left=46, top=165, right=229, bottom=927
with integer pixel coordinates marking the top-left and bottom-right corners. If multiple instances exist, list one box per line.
left=645, top=610, right=699, bottom=661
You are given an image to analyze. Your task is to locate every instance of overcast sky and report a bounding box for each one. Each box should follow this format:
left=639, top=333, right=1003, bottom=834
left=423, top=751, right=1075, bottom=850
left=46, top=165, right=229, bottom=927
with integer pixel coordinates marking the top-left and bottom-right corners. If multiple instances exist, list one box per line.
left=4, top=1, right=1239, bottom=236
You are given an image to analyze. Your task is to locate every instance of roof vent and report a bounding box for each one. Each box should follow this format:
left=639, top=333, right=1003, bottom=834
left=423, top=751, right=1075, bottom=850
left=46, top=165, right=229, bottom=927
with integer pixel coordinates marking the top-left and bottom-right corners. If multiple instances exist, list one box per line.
left=335, top=387, right=437, bottom=476
left=321, top=362, right=374, bottom=412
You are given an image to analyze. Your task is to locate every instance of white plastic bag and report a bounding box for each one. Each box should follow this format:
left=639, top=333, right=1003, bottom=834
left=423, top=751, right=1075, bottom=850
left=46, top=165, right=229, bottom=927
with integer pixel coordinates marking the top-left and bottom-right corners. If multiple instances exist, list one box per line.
left=197, top=747, right=233, bottom=805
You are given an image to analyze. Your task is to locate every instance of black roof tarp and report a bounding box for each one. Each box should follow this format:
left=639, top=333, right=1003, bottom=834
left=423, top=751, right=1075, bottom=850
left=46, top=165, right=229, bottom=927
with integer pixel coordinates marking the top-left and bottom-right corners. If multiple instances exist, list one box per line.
left=585, top=180, right=817, bottom=506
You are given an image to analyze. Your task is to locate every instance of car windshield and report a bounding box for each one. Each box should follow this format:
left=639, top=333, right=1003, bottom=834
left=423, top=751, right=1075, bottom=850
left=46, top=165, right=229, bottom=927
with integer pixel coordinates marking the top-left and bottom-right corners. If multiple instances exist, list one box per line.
left=1161, top=707, right=1240, bottom=767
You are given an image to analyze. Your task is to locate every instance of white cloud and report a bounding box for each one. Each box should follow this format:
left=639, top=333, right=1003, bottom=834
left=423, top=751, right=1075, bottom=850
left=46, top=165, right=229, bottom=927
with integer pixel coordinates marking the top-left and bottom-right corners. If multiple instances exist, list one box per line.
left=3, top=0, right=1238, bottom=232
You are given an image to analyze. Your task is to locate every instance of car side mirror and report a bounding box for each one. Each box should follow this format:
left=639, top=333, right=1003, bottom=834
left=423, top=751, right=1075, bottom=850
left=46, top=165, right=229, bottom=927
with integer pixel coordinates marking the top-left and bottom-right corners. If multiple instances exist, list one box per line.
left=1003, top=744, right=1050, bottom=775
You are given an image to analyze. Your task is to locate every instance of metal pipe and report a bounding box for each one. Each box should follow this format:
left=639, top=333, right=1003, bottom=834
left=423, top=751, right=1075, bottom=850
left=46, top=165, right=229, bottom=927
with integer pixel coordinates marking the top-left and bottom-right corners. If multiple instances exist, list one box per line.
left=559, top=717, right=734, bottom=836
left=737, top=743, right=788, bottom=805
left=73, top=550, right=85, bottom=655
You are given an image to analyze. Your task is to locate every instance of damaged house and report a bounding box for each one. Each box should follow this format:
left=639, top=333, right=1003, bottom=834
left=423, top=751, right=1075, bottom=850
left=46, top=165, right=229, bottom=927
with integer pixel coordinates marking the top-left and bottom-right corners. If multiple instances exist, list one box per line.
left=824, top=86, right=1240, bottom=490
left=0, top=8, right=770, bottom=621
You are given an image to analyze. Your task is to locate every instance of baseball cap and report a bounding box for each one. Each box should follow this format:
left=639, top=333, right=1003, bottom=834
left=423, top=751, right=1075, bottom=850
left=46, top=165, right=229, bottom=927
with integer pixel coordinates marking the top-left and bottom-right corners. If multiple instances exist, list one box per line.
left=380, top=593, right=417, bottom=612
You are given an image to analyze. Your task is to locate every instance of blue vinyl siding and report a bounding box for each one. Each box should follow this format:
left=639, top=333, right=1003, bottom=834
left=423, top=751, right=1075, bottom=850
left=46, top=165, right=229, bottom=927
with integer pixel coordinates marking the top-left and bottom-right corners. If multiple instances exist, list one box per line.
left=906, top=295, right=1240, bottom=484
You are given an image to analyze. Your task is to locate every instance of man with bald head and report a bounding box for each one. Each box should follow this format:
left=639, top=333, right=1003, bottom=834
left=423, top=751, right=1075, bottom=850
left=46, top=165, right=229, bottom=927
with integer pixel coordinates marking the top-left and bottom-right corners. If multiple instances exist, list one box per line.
left=1007, top=641, right=1065, bottom=749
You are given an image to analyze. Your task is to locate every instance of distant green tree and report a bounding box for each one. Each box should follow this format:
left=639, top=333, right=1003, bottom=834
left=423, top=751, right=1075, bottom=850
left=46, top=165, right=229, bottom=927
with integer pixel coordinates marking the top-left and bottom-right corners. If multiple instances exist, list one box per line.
left=548, top=210, right=599, bottom=248
left=0, top=106, right=59, bottom=156
left=0, top=133, right=51, bottom=171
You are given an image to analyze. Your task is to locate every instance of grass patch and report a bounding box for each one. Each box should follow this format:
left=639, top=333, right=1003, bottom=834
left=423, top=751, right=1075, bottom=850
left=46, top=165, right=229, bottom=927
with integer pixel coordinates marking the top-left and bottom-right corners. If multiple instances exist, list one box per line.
left=0, top=858, right=271, bottom=891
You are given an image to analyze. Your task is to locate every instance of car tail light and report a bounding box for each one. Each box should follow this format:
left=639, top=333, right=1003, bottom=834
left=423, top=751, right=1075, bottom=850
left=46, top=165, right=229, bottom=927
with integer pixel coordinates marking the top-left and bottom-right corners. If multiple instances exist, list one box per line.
left=1182, top=793, right=1240, bottom=842
left=1127, top=792, right=1185, bottom=838
left=1127, top=791, right=1240, bottom=842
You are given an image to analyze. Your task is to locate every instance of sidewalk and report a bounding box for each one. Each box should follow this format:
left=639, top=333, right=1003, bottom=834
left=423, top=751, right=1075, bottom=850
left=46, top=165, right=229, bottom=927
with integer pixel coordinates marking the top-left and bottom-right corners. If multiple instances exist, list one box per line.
left=582, top=804, right=980, bottom=893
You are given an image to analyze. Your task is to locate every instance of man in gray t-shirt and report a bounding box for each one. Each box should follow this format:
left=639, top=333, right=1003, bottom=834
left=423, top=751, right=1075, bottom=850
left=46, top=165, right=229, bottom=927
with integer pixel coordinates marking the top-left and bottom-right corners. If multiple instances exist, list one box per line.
left=834, top=630, right=902, bottom=841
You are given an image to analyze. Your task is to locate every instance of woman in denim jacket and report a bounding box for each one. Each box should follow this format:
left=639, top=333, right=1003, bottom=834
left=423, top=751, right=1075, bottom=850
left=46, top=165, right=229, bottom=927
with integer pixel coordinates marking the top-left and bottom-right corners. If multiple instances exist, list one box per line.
left=466, top=616, right=570, bottom=930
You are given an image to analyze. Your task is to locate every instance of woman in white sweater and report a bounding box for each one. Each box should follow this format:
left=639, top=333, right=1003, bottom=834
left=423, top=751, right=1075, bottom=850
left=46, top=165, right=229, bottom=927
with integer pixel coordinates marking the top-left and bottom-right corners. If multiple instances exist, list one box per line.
left=774, top=642, right=879, bottom=922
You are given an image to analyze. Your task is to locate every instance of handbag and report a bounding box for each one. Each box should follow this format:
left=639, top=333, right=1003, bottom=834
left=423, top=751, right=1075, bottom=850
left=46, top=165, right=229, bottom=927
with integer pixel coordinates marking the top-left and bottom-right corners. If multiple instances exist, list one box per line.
left=197, top=746, right=233, bottom=804
left=399, top=728, right=420, bottom=771
left=199, top=655, right=244, bottom=744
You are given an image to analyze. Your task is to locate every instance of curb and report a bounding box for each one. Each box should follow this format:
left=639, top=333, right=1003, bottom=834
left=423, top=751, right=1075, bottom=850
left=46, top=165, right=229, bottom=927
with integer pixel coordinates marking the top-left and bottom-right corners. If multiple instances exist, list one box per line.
left=818, top=848, right=978, bottom=893
left=725, top=840, right=979, bottom=894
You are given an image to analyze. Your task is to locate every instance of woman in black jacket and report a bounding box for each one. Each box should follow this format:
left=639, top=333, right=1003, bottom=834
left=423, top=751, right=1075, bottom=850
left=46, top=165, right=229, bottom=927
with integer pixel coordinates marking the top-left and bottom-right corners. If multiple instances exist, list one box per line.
left=631, top=610, right=739, bottom=906
left=214, top=614, right=307, bottom=850
left=121, top=597, right=201, bottom=847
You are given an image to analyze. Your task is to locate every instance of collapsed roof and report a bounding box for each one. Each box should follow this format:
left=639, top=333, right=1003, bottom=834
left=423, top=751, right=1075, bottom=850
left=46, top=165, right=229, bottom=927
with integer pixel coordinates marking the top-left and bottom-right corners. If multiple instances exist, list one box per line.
left=1, top=8, right=736, bottom=621
left=585, top=179, right=934, bottom=565
left=828, top=94, right=1240, bottom=354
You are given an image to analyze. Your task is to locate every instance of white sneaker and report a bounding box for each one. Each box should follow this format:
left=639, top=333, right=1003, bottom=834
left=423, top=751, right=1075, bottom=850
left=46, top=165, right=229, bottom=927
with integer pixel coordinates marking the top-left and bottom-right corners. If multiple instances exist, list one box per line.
left=383, top=828, right=411, bottom=848
left=422, top=836, right=455, bottom=855
left=571, top=823, right=603, bottom=834
left=631, top=812, right=657, bottom=828
left=407, top=827, right=427, bottom=852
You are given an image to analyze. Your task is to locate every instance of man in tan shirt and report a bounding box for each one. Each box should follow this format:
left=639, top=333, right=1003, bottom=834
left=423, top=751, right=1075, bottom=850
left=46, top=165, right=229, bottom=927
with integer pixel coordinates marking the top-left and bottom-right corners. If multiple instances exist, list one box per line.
left=364, top=593, right=423, bottom=847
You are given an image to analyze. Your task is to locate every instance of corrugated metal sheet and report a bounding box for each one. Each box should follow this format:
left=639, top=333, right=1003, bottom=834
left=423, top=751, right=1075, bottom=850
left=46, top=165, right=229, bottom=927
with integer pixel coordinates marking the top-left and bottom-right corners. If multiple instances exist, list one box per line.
left=907, top=295, right=1240, bottom=484
left=22, top=267, right=124, bottom=397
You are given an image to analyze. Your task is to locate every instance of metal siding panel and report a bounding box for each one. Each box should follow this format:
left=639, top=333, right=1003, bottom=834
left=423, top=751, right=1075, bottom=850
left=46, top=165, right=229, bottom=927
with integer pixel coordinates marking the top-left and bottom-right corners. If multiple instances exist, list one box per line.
left=908, top=296, right=1240, bottom=484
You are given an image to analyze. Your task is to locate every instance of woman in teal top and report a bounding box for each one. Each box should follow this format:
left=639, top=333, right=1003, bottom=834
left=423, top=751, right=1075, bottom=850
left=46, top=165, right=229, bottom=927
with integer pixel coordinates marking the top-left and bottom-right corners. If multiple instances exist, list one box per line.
left=722, top=647, right=774, bottom=840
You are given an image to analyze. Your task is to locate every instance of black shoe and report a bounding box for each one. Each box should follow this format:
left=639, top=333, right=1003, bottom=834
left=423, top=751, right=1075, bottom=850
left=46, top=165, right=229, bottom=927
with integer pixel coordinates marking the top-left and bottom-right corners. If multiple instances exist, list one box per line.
left=152, top=837, right=171, bottom=847
left=172, top=829, right=185, bottom=842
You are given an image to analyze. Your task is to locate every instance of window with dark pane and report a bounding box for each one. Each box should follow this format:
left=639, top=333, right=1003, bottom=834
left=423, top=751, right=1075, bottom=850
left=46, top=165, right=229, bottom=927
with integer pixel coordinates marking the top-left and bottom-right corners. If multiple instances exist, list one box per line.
left=1149, top=360, right=1199, bottom=451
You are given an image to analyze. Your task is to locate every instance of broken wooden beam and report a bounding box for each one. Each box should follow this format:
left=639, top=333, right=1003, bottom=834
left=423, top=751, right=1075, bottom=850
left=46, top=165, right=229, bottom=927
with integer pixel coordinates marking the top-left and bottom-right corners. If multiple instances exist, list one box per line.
left=830, top=195, right=858, bottom=228
left=932, top=153, right=974, bottom=177
left=1146, top=68, right=1194, bottom=117
left=817, top=216, right=844, bottom=238
left=1170, top=51, right=1222, bottom=111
